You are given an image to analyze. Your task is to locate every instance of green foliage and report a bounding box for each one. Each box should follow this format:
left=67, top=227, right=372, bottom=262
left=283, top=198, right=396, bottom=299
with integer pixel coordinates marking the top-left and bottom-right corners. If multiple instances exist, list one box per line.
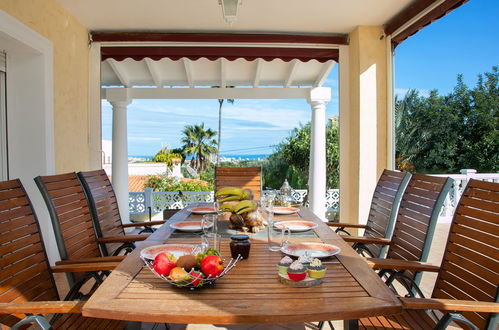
left=199, top=165, right=215, bottom=184
left=144, top=175, right=213, bottom=192
left=152, top=147, right=183, bottom=168
left=395, top=66, right=498, bottom=173
left=181, top=123, right=217, bottom=172
left=262, top=119, right=340, bottom=189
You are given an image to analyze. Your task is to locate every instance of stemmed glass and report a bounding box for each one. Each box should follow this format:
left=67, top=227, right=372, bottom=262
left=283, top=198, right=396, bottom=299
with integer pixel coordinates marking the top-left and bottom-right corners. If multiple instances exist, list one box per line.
left=202, top=214, right=218, bottom=237
left=261, top=195, right=279, bottom=251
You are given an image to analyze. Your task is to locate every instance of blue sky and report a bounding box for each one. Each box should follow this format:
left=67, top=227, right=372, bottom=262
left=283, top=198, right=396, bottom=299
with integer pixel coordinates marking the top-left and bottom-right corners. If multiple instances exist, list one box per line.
left=102, top=0, right=498, bottom=157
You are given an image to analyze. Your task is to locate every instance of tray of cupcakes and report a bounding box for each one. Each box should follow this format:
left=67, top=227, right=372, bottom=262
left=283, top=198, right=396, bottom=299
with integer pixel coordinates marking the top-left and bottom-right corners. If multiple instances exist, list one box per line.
left=276, top=255, right=327, bottom=287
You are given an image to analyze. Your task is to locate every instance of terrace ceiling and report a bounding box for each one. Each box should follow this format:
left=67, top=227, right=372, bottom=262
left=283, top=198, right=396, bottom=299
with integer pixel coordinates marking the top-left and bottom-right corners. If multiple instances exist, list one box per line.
left=63, top=0, right=468, bottom=89
left=58, top=0, right=414, bottom=35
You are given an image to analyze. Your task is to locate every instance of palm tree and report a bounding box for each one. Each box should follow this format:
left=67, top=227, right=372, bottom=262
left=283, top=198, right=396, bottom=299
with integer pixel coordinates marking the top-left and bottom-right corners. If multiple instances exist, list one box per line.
left=212, top=86, right=235, bottom=165
left=181, top=123, right=217, bottom=172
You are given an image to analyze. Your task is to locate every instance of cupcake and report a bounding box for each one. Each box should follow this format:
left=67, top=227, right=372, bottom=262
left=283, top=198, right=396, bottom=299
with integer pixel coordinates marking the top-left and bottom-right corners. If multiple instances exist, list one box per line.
left=277, top=256, right=293, bottom=275
left=297, top=253, right=313, bottom=268
left=307, top=258, right=326, bottom=279
left=287, top=261, right=307, bottom=281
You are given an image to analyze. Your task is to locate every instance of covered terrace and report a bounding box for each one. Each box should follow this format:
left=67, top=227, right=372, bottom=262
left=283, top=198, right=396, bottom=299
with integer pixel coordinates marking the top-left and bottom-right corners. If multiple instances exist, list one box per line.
left=0, top=0, right=468, bottom=264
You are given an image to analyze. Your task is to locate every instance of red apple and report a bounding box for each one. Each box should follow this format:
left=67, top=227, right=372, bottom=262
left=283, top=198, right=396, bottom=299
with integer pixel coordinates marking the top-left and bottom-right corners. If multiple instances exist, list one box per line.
left=201, top=255, right=224, bottom=278
left=153, top=252, right=176, bottom=277
left=189, top=270, right=205, bottom=287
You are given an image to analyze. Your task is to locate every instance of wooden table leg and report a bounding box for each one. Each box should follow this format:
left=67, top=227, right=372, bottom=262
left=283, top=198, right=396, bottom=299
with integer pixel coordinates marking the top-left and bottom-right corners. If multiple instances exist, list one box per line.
left=344, top=319, right=359, bottom=330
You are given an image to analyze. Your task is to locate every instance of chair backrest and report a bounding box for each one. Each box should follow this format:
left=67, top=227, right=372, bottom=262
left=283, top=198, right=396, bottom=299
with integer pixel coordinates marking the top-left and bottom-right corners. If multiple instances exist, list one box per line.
left=34, top=173, right=101, bottom=266
left=432, top=179, right=499, bottom=330
left=386, top=174, right=453, bottom=284
left=362, top=170, right=411, bottom=258
left=0, top=179, right=59, bottom=327
left=77, top=169, right=126, bottom=256
left=215, top=167, right=262, bottom=200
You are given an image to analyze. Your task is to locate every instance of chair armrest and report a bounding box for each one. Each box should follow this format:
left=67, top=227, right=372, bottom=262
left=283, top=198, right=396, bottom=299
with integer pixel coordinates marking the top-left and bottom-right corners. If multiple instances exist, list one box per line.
left=55, top=256, right=125, bottom=265
left=0, top=301, right=84, bottom=314
left=400, top=297, right=499, bottom=313
left=122, top=220, right=165, bottom=228
left=97, top=234, right=148, bottom=243
left=326, top=222, right=367, bottom=229
left=51, top=262, right=119, bottom=273
left=365, top=258, right=440, bottom=272
left=342, top=236, right=392, bottom=245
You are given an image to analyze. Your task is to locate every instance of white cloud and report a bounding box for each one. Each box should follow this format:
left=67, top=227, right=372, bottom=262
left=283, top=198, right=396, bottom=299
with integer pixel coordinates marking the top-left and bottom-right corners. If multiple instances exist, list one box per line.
left=395, top=88, right=430, bottom=98
left=222, top=106, right=309, bottom=130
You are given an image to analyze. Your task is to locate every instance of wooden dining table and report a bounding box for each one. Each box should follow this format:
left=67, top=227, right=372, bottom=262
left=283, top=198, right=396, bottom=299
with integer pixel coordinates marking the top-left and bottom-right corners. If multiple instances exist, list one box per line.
left=82, top=204, right=402, bottom=327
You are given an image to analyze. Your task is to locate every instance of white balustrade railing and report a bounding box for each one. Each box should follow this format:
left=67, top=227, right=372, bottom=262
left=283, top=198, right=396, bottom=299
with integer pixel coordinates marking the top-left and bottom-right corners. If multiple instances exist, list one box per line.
left=130, top=188, right=339, bottom=214
left=430, top=169, right=499, bottom=216
left=129, top=169, right=498, bottom=216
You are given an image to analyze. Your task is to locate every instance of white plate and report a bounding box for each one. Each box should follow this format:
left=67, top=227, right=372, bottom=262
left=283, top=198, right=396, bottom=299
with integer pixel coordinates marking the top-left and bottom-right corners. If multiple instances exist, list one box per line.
left=273, top=207, right=300, bottom=215
left=140, top=244, right=198, bottom=260
left=169, top=220, right=213, bottom=232
left=281, top=242, right=341, bottom=258
left=189, top=207, right=217, bottom=215
left=274, top=221, right=318, bottom=232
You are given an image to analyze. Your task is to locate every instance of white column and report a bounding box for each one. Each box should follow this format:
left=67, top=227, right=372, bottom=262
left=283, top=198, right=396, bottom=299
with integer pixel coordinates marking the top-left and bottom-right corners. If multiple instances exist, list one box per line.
left=110, top=99, right=131, bottom=224
left=308, top=87, right=331, bottom=220
left=88, top=42, right=102, bottom=170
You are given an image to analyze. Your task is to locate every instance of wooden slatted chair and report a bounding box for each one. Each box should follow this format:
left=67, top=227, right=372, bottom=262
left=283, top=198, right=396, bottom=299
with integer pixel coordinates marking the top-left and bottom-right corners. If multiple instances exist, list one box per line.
left=327, top=169, right=411, bottom=258
left=343, top=174, right=453, bottom=289
left=77, top=169, right=165, bottom=256
left=215, top=166, right=262, bottom=200
left=0, top=179, right=124, bottom=329
left=34, top=173, right=141, bottom=285
left=358, top=179, right=499, bottom=329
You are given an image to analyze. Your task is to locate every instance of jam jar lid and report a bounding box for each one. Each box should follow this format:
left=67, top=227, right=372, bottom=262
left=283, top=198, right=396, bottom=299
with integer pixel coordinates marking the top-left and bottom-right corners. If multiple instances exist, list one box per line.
left=230, top=234, right=249, bottom=241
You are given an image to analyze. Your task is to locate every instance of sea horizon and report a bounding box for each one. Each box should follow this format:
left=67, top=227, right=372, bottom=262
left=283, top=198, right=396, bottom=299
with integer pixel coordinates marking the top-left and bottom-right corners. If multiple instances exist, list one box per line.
left=129, top=154, right=270, bottom=161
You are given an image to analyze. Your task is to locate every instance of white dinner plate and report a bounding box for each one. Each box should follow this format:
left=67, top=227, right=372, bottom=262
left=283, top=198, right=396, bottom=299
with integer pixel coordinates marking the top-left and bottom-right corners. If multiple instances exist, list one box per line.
left=281, top=242, right=341, bottom=258
left=273, top=207, right=300, bottom=215
left=274, top=221, right=318, bottom=232
left=189, top=207, right=217, bottom=215
left=140, top=244, right=198, bottom=260
left=169, top=220, right=213, bottom=232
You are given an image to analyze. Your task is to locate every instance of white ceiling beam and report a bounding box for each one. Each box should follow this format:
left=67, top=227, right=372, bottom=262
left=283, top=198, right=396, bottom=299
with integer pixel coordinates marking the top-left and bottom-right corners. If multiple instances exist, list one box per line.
left=220, top=58, right=227, bottom=88
left=253, top=58, right=263, bottom=88
left=144, top=58, right=162, bottom=87
left=107, top=60, right=131, bottom=87
left=103, top=87, right=312, bottom=100
left=182, top=58, right=194, bottom=87
left=314, top=60, right=335, bottom=87
left=284, top=59, right=300, bottom=88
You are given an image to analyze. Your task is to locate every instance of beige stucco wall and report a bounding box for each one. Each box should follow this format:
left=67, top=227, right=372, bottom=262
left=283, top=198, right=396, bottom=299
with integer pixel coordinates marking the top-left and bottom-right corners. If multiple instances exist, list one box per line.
left=0, top=0, right=91, bottom=173
left=339, top=26, right=389, bottom=227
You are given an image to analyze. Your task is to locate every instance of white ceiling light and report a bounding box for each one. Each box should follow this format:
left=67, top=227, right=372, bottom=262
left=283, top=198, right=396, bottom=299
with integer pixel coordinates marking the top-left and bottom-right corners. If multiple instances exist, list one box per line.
left=219, top=0, right=242, bottom=25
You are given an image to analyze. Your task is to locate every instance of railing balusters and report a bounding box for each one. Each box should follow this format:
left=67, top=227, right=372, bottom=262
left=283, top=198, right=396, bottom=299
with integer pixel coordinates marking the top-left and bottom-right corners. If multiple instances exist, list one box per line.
left=129, top=170, right=499, bottom=217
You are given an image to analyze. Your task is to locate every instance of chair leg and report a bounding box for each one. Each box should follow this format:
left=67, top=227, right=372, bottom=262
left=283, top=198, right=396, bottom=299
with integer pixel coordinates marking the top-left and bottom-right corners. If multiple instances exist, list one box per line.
left=335, top=227, right=351, bottom=235
left=435, top=312, right=479, bottom=330
left=343, top=320, right=358, bottom=330
left=12, top=314, right=52, bottom=330
left=113, top=242, right=136, bottom=256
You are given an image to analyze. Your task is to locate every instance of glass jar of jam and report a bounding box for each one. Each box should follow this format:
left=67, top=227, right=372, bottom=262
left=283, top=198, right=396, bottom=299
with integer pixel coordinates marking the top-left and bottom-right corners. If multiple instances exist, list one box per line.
left=230, top=234, right=251, bottom=259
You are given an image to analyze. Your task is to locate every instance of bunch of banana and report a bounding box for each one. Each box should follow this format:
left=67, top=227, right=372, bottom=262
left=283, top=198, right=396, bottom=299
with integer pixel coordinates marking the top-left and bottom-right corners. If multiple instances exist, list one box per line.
left=218, top=203, right=235, bottom=213
left=233, top=200, right=257, bottom=214
left=215, top=187, right=252, bottom=202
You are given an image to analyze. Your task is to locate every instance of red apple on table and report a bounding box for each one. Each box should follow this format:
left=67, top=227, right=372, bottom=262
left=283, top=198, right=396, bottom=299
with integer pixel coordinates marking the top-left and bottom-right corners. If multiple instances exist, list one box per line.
left=189, top=270, right=205, bottom=286
left=201, top=255, right=224, bottom=278
left=153, top=252, right=176, bottom=277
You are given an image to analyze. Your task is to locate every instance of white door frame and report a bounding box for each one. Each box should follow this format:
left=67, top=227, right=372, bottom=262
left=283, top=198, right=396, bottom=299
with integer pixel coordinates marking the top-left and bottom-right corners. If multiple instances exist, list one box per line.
left=0, top=10, right=57, bottom=264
